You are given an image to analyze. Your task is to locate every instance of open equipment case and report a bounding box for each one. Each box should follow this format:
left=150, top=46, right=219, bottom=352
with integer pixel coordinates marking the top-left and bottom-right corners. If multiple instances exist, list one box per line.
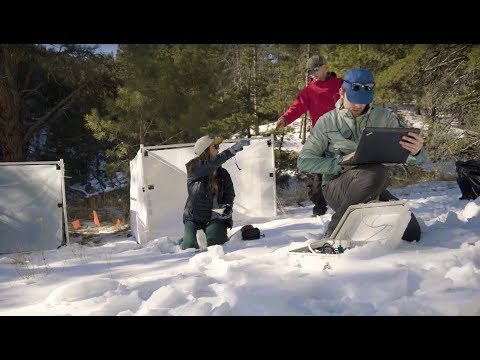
left=287, top=200, right=412, bottom=270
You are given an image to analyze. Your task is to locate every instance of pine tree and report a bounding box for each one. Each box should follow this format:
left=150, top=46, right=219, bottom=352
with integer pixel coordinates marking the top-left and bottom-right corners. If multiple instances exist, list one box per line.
left=85, top=44, right=232, bottom=173
left=0, top=44, right=115, bottom=162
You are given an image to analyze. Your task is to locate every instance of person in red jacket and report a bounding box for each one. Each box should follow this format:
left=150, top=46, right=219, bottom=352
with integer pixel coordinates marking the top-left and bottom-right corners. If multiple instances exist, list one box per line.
left=276, top=54, right=342, bottom=216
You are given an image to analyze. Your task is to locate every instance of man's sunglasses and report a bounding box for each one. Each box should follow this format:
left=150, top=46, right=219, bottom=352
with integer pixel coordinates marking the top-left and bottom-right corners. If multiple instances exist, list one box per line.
left=307, top=65, right=323, bottom=74
left=212, top=144, right=220, bottom=149
left=343, top=79, right=375, bottom=91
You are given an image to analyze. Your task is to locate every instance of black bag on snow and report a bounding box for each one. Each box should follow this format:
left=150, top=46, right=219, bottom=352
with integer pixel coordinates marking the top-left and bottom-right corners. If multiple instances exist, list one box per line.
left=241, top=225, right=263, bottom=240
left=455, top=159, right=480, bottom=200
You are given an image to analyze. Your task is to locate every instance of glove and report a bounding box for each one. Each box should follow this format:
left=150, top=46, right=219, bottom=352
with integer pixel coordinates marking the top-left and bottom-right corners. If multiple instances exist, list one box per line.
left=214, top=204, right=232, bottom=220
left=229, top=139, right=250, bottom=155
left=221, top=204, right=232, bottom=218
left=275, top=117, right=287, bottom=130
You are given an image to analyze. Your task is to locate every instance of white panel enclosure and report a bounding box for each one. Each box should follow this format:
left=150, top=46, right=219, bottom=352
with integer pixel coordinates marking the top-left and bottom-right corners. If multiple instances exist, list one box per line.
left=129, top=137, right=276, bottom=243
left=0, top=160, right=69, bottom=253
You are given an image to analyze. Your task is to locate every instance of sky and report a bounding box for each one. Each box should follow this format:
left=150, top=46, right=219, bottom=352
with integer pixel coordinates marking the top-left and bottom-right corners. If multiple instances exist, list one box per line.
left=97, top=44, right=118, bottom=56
left=0, top=108, right=479, bottom=316
left=43, top=44, right=118, bottom=56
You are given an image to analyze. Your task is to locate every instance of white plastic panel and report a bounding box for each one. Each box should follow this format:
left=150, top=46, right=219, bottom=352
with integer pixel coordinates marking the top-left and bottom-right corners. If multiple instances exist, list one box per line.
left=0, top=162, right=65, bottom=253
left=129, top=148, right=149, bottom=244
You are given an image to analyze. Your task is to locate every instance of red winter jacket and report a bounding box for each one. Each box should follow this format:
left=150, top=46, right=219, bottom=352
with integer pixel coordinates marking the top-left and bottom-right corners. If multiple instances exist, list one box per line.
left=281, top=75, right=342, bottom=128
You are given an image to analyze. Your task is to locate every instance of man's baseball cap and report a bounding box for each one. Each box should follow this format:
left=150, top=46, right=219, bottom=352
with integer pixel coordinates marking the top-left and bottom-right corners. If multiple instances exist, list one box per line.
left=194, top=135, right=223, bottom=155
left=306, top=55, right=325, bottom=72
left=342, top=68, right=375, bottom=105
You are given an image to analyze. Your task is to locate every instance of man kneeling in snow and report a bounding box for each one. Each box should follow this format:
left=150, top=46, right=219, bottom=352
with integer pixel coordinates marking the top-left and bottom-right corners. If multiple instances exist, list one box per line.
left=297, top=68, right=427, bottom=241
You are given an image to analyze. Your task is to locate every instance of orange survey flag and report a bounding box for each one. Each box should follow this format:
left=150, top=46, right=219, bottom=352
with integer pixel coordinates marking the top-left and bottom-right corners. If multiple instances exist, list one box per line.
left=72, top=219, right=81, bottom=229
left=93, top=210, right=100, bottom=226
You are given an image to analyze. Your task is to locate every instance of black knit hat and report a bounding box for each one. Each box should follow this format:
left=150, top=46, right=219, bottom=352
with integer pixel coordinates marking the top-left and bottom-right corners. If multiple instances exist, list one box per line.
left=306, top=55, right=325, bottom=72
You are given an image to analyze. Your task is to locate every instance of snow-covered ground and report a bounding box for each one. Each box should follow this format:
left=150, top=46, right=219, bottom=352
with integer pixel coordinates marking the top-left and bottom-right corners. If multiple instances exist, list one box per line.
left=69, top=172, right=128, bottom=198
left=0, top=180, right=479, bottom=315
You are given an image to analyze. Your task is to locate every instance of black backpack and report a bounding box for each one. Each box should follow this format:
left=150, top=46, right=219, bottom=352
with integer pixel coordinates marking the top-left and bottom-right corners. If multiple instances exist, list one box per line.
left=455, top=159, right=480, bottom=200
left=241, top=225, right=264, bottom=241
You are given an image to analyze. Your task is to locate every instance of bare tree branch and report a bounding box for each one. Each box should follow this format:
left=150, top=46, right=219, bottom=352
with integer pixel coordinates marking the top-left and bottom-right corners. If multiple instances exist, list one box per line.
left=459, top=138, right=480, bottom=152
left=24, top=79, right=91, bottom=142
left=159, top=130, right=185, bottom=145
left=423, top=56, right=466, bottom=72
left=20, top=84, right=42, bottom=99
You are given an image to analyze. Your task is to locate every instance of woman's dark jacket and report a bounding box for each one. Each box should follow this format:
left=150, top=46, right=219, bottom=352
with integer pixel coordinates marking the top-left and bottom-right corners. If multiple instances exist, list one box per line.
left=183, top=149, right=235, bottom=228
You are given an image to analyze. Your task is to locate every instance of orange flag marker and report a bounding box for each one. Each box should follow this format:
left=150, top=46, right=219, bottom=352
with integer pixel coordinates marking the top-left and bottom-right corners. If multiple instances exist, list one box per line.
left=72, top=219, right=81, bottom=229
left=93, top=210, right=101, bottom=226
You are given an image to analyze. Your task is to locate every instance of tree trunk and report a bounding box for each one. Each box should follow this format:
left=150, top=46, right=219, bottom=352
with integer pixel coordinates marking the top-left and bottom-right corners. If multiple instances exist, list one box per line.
left=302, top=44, right=311, bottom=144
left=139, top=121, right=145, bottom=145
left=252, top=44, right=259, bottom=135
left=0, top=78, right=27, bottom=161
left=0, top=115, right=27, bottom=161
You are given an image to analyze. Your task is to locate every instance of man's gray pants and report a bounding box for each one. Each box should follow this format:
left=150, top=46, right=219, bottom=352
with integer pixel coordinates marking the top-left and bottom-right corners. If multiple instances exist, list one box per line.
left=322, top=164, right=421, bottom=242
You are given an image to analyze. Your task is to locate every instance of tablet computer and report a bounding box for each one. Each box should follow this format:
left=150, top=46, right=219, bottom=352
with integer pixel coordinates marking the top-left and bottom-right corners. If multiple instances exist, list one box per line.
left=341, top=127, right=421, bottom=165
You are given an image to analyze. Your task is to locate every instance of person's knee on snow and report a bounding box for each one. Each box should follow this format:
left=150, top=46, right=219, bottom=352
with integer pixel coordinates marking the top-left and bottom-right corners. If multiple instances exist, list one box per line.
left=205, top=219, right=229, bottom=246
left=402, top=213, right=421, bottom=242
left=379, top=190, right=422, bottom=242
left=181, top=221, right=200, bottom=250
